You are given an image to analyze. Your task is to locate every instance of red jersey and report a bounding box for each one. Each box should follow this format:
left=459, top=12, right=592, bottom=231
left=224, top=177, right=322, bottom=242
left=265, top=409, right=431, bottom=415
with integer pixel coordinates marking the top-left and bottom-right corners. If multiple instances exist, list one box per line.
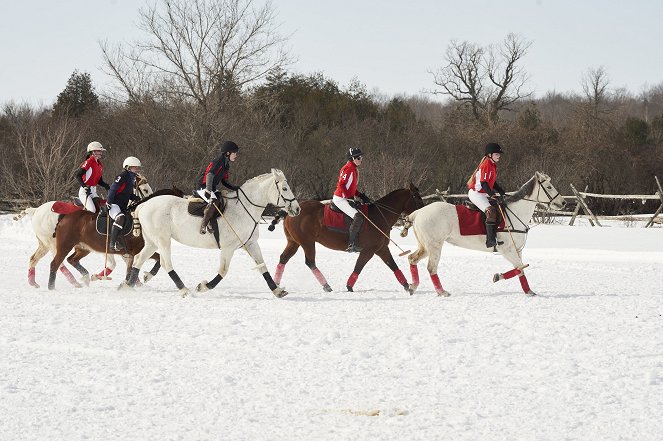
left=79, top=156, right=104, bottom=186
left=467, top=157, right=497, bottom=193
left=334, top=160, right=358, bottom=198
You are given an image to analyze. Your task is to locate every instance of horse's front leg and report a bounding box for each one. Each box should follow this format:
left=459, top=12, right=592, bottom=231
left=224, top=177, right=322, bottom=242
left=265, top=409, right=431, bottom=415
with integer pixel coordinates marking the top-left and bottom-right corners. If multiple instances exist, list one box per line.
left=494, top=245, right=535, bottom=296
left=196, top=248, right=234, bottom=293
left=346, top=249, right=374, bottom=292
left=375, top=246, right=411, bottom=295
left=246, top=241, right=288, bottom=298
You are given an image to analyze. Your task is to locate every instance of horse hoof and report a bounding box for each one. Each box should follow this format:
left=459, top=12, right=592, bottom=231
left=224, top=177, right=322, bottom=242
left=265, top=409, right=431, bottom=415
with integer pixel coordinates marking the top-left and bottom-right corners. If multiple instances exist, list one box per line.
left=436, top=289, right=451, bottom=297
left=525, top=290, right=537, bottom=296
left=196, top=281, right=209, bottom=293
left=493, top=273, right=503, bottom=283
left=134, top=279, right=143, bottom=288
left=180, top=288, right=189, bottom=298
left=81, top=275, right=90, bottom=287
left=117, top=281, right=133, bottom=291
left=408, top=283, right=418, bottom=295
left=143, top=272, right=154, bottom=283
left=346, top=286, right=353, bottom=292
left=273, top=287, right=288, bottom=298
left=322, top=284, right=333, bottom=292
left=73, top=282, right=83, bottom=289
left=29, top=281, right=40, bottom=289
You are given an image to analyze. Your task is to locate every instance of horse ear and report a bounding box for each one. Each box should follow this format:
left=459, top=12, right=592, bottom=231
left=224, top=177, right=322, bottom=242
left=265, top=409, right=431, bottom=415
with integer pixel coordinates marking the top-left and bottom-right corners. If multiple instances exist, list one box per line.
left=409, top=181, right=419, bottom=193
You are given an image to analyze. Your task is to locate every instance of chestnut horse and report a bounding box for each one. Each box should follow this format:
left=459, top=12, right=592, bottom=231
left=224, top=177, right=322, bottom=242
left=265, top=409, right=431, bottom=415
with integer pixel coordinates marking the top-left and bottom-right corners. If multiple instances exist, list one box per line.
left=47, top=187, right=184, bottom=290
left=271, top=183, right=424, bottom=293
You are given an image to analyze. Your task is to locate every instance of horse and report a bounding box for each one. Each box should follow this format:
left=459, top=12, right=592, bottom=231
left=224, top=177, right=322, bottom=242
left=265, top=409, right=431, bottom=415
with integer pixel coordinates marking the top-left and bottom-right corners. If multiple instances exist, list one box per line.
left=46, top=186, right=185, bottom=290
left=401, top=171, right=567, bottom=296
left=14, top=175, right=155, bottom=288
left=120, top=169, right=301, bottom=298
left=270, top=183, right=425, bottom=293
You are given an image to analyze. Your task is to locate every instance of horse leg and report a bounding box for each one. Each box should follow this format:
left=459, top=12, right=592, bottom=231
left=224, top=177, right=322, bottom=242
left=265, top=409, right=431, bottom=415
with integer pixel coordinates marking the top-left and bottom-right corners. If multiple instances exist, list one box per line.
left=92, top=253, right=116, bottom=280
left=121, top=240, right=159, bottom=291
left=48, top=241, right=79, bottom=290
left=196, top=248, right=234, bottom=293
left=495, top=249, right=535, bottom=296
left=143, top=253, right=161, bottom=283
left=425, top=244, right=449, bottom=297
left=275, top=239, right=300, bottom=286
left=123, top=255, right=142, bottom=287
left=300, top=242, right=332, bottom=292
left=346, top=250, right=374, bottom=292
left=67, top=247, right=91, bottom=286
left=407, top=243, right=428, bottom=294
left=375, top=246, right=411, bottom=295
left=244, top=240, right=287, bottom=298
left=28, top=239, right=49, bottom=288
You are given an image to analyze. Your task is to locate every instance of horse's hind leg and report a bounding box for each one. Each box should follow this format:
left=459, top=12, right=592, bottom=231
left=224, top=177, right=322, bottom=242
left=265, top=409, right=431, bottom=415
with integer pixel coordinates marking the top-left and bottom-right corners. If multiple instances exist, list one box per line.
left=275, top=239, right=300, bottom=285
left=375, top=246, right=411, bottom=295
left=407, top=243, right=428, bottom=294
left=28, top=239, right=49, bottom=288
left=48, top=242, right=81, bottom=290
left=425, top=244, right=449, bottom=297
left=300, top=242, right=332, bottom=292
left=67, top=247, right=91, bottom=286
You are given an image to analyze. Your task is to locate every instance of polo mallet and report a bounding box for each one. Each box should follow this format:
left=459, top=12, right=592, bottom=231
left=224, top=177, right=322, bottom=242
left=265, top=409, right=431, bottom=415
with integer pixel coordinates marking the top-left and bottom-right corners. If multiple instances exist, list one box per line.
left=357, top=209, right=411, bottom=256
left=103, top=207, right=111, bottom=280
left=497, top=202, right=522, bottom=260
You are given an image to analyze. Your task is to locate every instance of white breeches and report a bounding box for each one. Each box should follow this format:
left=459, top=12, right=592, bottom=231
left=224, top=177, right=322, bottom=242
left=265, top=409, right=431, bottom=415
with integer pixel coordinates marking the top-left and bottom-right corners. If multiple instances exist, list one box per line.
left=78, top=186, right=99, bottom=212
left=109, top=204, right=123, bottom=221
left=468, top=190, right=490, bottom=212
left=332, top=195, right=358, bottom=218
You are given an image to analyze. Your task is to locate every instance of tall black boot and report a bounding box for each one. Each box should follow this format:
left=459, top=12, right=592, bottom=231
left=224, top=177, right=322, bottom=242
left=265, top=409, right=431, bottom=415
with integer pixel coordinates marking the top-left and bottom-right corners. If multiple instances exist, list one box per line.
left=200, top=200, right=218, bottom=234
left=110, top=214, right=125, bottom=251
left=92, top=197, right=101, bottom=212
left=346, top=213, right=364, bottom=253
left=485, top=223, right=503, bottom=248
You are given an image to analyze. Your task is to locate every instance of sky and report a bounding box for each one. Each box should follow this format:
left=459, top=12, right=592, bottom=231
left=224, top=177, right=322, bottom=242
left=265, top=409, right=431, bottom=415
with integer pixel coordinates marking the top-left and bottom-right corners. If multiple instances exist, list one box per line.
left=1, top=0, right=662, bottom=107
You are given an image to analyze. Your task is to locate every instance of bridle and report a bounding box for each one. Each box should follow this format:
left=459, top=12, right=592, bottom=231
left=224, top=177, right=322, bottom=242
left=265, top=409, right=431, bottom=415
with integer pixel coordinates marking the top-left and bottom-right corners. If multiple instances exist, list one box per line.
left=522, top=176, right=561, bottom=208
left=373, top=190, right=423, bottom=228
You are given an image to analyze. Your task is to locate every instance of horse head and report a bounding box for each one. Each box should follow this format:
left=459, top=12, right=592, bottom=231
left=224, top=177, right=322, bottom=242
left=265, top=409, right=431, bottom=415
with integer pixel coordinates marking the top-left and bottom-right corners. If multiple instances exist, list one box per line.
left=533, top=171, right=566, bottom=210
left=406, top=181, right=426, bottom=213
left=270, top=168, right=301, bottom=217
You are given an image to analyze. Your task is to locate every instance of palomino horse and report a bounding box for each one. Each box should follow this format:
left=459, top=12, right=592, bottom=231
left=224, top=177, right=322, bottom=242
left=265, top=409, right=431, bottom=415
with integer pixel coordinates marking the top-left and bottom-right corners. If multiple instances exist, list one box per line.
left=46, top=186, right=184, bottom=290
left=15, top=176, right=154, bottom=288
left=402, top=172, right=567, bottom=296
left=271, top=183, right=424, bottom=293
left=121, top=169, right=301, bottom=297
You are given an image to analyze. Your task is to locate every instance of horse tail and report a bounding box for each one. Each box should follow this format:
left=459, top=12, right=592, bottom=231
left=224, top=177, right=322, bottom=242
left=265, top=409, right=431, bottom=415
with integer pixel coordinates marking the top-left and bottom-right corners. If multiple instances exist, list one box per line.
left=400, top=210, right=418, bottom=237
left=268, top=210, right=288, bottom=232
left=13, top=207, right=36, bottom=221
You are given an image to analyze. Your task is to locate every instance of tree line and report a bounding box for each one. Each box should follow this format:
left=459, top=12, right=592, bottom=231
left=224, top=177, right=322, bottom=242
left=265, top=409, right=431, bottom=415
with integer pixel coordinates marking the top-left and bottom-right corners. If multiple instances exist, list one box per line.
left=0, top=0, right=661, bottom=216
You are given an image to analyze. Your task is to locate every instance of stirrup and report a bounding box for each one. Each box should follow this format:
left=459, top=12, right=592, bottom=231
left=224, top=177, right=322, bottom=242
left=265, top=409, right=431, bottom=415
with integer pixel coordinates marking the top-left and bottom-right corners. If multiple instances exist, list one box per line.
left=345, top=244, right=362, bottom=253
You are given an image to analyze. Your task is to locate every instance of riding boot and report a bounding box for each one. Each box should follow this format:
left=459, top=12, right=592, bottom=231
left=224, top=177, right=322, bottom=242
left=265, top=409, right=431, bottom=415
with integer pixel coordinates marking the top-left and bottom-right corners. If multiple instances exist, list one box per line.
left=110, top=214, right=125, bottom=251
left=346, top=213, right=364, bottom=253
left=92, top=197, right=101, bottom=212
left=200, top=200, right=217, bottom=234
left=484, top=206, right=503, bottom=248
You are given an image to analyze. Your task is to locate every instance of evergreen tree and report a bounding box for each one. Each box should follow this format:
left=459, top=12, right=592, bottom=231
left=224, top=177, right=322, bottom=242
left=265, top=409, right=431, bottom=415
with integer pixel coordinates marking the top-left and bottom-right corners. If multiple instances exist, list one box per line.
left=52, top=70, right=100, bottom=118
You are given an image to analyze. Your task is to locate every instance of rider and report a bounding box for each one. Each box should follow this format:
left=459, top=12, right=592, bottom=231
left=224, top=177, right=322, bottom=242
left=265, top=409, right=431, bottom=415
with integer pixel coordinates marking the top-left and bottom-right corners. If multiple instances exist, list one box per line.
left=467, top=142, right=507, bottom=248
left=76, top=141, right=110, bottom=212
left=194, top=140, right=241, bottom=235
left=333, top=147, right=371, bottom=253
left=106, top=157, right=142, bottom=251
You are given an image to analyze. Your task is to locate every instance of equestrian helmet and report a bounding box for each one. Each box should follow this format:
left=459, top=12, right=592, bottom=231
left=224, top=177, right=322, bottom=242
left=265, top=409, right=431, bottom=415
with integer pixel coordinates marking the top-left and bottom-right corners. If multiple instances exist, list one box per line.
left=219, top=141, right=239, bottom=154
left=123, top=156, right=142, bottom=169
left=347, top=147, right=364, bottom=159
left=87, top=141, right=106, bottom=152
left=484, top=142, right=504, bottom=155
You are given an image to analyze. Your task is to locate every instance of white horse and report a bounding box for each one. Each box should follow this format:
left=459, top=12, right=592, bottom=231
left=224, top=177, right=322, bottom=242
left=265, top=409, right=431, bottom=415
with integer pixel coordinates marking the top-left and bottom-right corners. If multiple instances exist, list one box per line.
left=14, top=176, right=153, bottom=288
left=402, top=171, right=567, bottom=296
left=121, top=169, right=301, bottom=297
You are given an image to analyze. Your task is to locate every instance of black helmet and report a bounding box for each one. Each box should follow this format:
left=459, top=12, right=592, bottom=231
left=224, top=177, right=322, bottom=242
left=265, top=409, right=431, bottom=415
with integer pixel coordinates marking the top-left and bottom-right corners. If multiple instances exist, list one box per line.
left=219, top=141, right=239, bottom=154
left=484, top=142, right=503, bottom=155
left=347, top=147, right=364, bottom=159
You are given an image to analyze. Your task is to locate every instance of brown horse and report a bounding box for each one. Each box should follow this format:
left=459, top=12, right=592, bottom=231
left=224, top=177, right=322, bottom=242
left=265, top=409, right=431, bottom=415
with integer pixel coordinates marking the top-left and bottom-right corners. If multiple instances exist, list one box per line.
left=47, top=187, right=184, bottom=290
left=271, top=183, right=424, bottom=293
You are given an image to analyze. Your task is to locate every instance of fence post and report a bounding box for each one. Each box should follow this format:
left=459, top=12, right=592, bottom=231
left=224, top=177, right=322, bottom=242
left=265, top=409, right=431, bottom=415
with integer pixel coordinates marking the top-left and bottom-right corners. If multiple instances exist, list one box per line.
left=644, top=176, right=663, bottom=228
left=570, top=184, right=601, bottom=227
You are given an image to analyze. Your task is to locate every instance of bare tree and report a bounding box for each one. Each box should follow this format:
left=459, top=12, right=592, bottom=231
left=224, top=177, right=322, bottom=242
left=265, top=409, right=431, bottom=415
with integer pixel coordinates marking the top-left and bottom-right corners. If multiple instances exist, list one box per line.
left=581, top=66, right=611, bottom=117
left=101, top=0, right=290, bottom=111
left=431, top=33, right=532, bottom=124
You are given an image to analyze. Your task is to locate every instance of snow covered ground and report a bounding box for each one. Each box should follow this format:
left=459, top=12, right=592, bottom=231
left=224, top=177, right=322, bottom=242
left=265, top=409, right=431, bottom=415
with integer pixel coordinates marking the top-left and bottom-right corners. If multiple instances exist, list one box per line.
left=1, top=213, right=662, bottom=440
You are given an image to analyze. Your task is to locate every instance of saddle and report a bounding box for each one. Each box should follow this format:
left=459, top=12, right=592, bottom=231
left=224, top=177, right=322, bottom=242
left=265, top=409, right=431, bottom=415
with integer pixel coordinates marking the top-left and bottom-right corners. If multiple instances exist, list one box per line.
left=455, top=204, right=505, bottom=236
left=95, top=211, right=134, bottom=237
left=323, top=202, right=368, bottom=233
left=187, top=197, right=227, bottom=248
left=52, top=201, right=83, bottom=215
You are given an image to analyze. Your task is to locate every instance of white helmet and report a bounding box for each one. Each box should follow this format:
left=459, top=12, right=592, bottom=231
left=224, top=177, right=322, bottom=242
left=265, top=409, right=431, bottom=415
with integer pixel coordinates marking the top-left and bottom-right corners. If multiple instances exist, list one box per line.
left=87, top=141, right=106, bottom=152
left=123, top=156, right=142, bottom=169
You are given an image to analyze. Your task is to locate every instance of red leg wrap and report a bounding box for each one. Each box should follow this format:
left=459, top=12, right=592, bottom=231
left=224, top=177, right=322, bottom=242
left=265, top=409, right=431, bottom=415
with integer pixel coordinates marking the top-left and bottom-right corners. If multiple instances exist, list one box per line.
left=274, top=263, right=285, bottom=285
left=346, top=272, right=359, bottom=288
left=59, top=265, right=77, bottom=284
left=519, top=274, right=531, bottom=293
left=394, top=269, right=407, bottom=285
left=410, top=264, right=419, bottom=285
left=96, top=268, right=113, bottom=278
left=430, top=273, right=443, bottom=292
left=503, top=268, right=522, bottom=280
left=28, top=267, right=36, bottom=285
left=311, top=268, right=329, bottom=286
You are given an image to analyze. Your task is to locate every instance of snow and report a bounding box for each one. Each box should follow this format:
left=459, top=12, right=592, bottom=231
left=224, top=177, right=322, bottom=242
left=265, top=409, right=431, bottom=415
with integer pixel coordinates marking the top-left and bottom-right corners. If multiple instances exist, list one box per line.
left=1, top=213, right=662, bottom=440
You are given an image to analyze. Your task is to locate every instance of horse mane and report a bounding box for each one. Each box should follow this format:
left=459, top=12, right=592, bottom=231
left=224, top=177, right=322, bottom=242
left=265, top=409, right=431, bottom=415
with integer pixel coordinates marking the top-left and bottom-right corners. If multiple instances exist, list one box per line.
left=505, top=175, right=536, bottom=203
left=134, top=186, right=185, bottom=207
left=242, top=171, right=277, bottom=185
left=376, top=188, right=408, bottom=203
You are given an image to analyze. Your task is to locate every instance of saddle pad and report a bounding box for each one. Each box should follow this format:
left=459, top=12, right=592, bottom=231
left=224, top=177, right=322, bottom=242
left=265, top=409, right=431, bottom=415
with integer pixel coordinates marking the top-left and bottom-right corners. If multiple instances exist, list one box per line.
left=323, top=204, right=368, bottom=232
left=52, top=201, right=82, bottom=215
left=455, top=204, right=505, bottom=236
left=187, top=199, right=225, bottom=218
left=95, top=212, right=134, bottom=237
